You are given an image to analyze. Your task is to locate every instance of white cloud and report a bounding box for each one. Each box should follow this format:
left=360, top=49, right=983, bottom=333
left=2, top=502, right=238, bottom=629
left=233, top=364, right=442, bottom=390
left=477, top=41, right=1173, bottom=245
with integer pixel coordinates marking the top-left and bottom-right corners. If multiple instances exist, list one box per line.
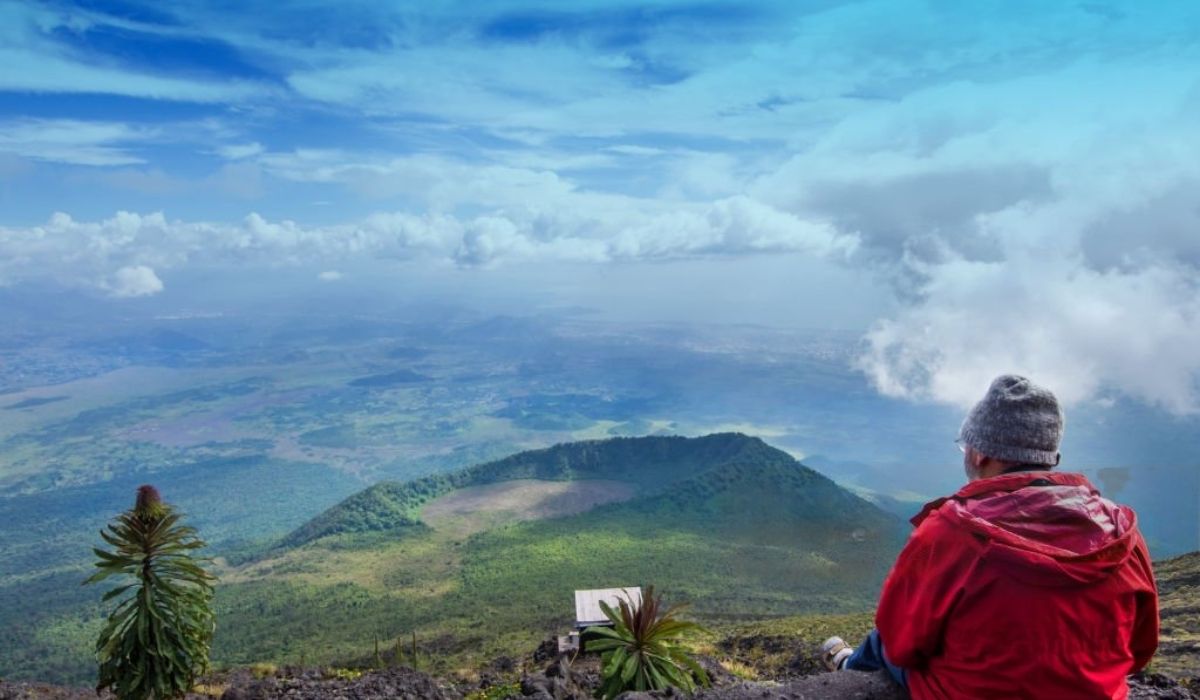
left=2, top=0, right=1199, bottom=419
left=609, top=196, right=856, bottom=261
left=563, top=11, right=1191, bottom=416
left=834, top=58, right=1200, bottom=414
left=0, top=2, right=272, bottom=105
left=606, top=145, right=667, bottom=157
left=0, top=198, right=856, bottom=296
left=0, top=119, right=154, bottom=166
left=216, top=143, right=264, bottom=160
left=259, top=2, right=1200, bottom=148
left=257, top=150, right=583, bottom=210
left=106, top=265, right=163, bottom=298
left=857, top=252, right=1200, bottom=415
left=317, top=270, right=342, bottom=281
left=0, top=46, right=267, bottom=104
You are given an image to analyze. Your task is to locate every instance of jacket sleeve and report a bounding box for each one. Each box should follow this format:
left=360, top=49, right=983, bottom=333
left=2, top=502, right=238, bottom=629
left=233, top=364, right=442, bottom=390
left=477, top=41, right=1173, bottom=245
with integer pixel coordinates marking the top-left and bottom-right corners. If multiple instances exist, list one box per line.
left=875, top=509, right=979, bottom=670
left=1128, top=535, right=1159, bottom=672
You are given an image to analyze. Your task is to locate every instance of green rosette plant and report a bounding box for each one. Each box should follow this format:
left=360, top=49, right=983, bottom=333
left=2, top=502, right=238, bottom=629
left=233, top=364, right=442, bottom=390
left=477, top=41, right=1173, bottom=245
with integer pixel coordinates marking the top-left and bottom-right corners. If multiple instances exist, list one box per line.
left=85, top=485, right=216, bottom=699
left=586, top=586, right=710, bottom=699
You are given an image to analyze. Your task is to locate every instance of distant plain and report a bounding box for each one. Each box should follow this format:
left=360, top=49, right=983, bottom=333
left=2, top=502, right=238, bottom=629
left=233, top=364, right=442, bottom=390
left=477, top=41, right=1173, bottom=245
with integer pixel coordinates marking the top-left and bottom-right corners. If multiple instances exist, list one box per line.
left=1, top=310, right=1196, bottom=683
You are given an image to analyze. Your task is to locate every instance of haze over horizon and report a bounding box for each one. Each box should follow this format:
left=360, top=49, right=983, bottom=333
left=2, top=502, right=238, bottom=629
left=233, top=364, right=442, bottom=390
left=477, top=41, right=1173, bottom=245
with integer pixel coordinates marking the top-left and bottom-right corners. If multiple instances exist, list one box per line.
left=3, top=5, right=1200, bottom=688
left=2, top=0, right=1200, bottom=416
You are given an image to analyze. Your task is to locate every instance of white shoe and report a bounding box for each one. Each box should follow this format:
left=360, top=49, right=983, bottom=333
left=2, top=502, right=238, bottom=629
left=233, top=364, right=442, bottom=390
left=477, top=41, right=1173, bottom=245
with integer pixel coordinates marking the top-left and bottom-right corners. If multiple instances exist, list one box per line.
left=820, top=636, right=853, bottom=671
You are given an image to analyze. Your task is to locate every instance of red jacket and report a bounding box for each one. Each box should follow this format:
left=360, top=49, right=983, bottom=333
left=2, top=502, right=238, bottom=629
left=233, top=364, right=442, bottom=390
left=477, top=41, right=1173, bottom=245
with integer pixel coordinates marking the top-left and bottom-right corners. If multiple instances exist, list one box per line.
left=876, top=471, right=1159, bottom=700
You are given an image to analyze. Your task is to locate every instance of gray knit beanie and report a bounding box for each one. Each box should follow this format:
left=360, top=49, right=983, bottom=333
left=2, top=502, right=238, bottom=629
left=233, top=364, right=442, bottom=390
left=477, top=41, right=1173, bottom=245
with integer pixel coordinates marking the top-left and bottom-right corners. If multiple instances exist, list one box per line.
left=958, top=374, right=1064, bottom=466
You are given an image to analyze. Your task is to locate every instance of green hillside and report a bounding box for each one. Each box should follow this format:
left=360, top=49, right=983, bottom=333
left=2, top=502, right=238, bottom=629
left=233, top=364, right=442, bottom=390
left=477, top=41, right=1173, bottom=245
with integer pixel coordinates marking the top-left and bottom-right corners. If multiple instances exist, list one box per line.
left=6, top=432, right=1195, bottom=685
left=281, top=432, right=809, bottom=547
left=1156, top=550, right=1200, bottom=677
left=211, top=434, right=906, bottom=673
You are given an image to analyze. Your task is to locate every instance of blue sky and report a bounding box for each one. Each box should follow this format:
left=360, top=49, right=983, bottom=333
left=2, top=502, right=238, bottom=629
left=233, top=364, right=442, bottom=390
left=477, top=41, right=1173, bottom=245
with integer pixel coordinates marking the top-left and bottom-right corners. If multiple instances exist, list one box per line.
left=2, top=0, right=1200, bottom=413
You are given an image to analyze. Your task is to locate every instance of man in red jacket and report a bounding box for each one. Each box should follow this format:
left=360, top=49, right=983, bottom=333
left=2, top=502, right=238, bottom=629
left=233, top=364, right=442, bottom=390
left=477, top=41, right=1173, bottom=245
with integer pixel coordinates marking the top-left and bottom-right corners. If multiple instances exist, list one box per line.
left=822, top=374, right=1159, bottom=699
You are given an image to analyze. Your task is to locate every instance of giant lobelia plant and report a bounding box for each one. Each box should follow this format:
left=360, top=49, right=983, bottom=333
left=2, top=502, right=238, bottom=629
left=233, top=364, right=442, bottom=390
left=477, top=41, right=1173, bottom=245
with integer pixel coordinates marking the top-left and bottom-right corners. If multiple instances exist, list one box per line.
left=85, top=485, right=216, bottom=699
left=586, top=586, right=710, bottom=699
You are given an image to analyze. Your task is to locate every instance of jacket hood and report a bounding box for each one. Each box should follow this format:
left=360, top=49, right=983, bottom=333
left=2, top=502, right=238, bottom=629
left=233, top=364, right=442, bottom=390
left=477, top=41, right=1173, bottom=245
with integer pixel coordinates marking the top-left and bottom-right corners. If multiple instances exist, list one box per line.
left=914, top=471, right=1140, bottom=587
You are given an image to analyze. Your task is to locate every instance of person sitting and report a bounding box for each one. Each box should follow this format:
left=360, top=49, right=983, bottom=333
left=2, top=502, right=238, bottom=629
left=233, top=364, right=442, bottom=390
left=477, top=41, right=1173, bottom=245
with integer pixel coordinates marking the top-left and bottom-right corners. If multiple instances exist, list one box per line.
left=822, top=374, right=1159, bottom=699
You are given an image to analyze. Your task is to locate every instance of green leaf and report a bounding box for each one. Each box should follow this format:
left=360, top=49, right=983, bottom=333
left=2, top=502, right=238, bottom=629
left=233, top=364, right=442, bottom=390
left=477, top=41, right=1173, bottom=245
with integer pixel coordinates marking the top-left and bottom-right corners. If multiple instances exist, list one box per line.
left=676, top=651, right=711, bottom=687
left=85, top=489, right=216, bottom=700
left=620, top=652, right=639, bottom=683
left=101, top=584, right=136, bottom=602
left=646, top=661, right=672, bottom=690
left=590, top=585, right=707, bottom=699
left=586, top=638, right=624, bottom=653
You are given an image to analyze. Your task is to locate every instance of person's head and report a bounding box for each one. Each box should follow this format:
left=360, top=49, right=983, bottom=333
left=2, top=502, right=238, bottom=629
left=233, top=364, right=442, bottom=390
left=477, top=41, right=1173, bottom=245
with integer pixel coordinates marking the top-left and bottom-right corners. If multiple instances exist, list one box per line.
left=957, top=374, right=1064, bottom=481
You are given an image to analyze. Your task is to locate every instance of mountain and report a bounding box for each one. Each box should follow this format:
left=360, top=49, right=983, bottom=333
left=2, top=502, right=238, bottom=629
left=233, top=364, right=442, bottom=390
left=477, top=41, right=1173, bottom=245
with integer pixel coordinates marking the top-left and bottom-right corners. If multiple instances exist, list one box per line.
left=215, top=434, right=907, bottom=672
left=280, top=432, right=897, bottom=547
left=6, top=432, right=1195, bottom=687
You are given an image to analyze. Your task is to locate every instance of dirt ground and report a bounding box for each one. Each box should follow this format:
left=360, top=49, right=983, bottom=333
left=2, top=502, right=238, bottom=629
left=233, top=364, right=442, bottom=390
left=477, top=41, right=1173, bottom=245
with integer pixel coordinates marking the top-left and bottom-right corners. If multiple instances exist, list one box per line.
left=421, top=478, right=636, bottom=536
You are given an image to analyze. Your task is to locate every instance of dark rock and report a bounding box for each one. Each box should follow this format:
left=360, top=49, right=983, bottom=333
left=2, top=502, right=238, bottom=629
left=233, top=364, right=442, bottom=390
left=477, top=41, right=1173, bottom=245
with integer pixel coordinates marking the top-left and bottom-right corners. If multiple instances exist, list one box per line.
left=516, top=655, right=597, bottom=700
left=3, top=664, right=1195, bottom=700
left=532, top=638, right=560, bottom=664
left=210, top=666, right=462, bottom=700
left=695, top=656, right=738, bottom=687
left=607, top=670, right=1200, bottom=700
left=1129, top=672, right=1200, bottom=700
left=612, top=670, right=905, bottom=700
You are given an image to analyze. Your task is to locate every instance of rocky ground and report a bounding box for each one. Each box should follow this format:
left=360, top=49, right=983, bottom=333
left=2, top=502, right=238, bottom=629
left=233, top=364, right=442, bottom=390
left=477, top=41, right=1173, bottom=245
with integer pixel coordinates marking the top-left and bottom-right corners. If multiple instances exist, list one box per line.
left=510, top=651, right=1196, bottom=700
left=3, top=656, right=1195, bottom=700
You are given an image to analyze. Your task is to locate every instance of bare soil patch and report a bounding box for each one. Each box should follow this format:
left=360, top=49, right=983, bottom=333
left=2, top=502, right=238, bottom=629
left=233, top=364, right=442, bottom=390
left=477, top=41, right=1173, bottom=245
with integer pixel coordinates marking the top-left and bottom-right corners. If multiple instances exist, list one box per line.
left=422, top=479, right=636, bottom=537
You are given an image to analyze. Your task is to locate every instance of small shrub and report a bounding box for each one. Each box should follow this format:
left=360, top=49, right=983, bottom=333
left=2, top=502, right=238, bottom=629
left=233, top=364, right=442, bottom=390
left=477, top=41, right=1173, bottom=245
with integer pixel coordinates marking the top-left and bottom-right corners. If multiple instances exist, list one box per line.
left=465, top=681, right=522, bottom=700
left=325, top=667, right=364, bottom=681
left=190, top=682, right=227, bottom=698
left=586, top=586, right=709, bottom=699
left=85, top=485, right=216, bottom=700
left=719, top=659, right=758, bottom=680
left=248, top=662, right=278, bottom=679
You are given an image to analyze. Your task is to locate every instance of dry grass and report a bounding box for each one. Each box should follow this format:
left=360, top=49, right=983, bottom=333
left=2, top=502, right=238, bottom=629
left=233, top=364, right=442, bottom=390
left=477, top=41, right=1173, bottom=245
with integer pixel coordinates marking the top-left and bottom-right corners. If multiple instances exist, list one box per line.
left=719, top=659, right=760, bottom=680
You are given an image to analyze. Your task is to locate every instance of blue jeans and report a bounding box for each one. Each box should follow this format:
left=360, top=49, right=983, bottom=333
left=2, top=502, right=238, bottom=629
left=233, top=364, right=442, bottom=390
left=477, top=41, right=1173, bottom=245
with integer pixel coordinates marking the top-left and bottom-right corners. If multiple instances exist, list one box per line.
left=843, top=629, right=907, bottom=688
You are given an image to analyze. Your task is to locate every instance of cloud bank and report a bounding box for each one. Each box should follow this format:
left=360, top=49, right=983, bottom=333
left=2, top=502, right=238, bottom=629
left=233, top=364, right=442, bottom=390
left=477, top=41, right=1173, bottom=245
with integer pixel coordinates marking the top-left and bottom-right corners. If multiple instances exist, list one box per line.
left=1, top=0, right=1199, bottom=415
left=825, top=46, right=1200, bottom=414
left=0, top=197, right=856, bottom=296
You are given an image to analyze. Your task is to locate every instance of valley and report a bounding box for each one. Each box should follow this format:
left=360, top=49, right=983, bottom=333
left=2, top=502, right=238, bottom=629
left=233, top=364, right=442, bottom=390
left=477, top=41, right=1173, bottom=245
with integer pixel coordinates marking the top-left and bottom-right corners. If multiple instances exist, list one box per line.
left=1, top=314, right=1197, bottom=685
left=3, top=3, right=1198, bottom=695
